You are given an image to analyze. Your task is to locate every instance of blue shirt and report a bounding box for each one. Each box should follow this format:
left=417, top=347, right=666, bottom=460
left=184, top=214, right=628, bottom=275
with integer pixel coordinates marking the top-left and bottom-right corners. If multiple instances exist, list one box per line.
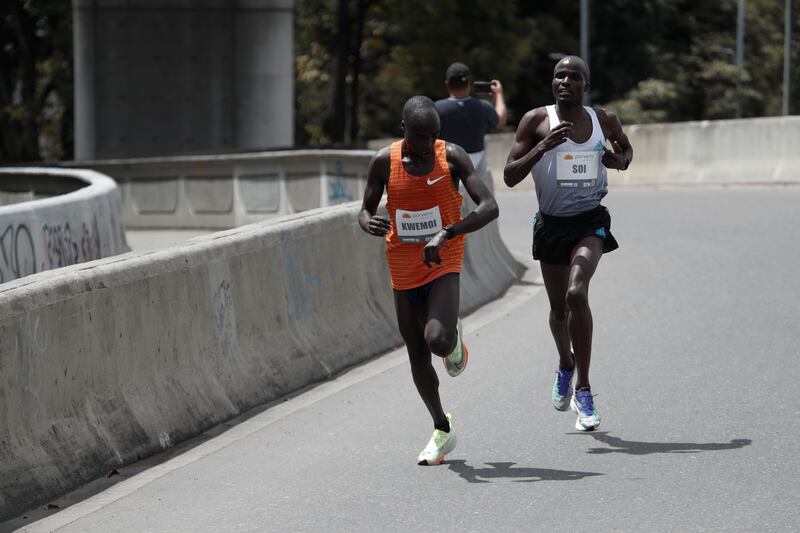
left=434, top=97, right=499, bottom=153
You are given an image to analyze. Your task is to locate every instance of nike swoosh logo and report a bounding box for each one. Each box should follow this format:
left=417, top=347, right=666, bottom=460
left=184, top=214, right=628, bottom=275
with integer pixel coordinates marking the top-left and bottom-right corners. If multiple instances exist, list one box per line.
left=427, top=175, right=447, bottom=186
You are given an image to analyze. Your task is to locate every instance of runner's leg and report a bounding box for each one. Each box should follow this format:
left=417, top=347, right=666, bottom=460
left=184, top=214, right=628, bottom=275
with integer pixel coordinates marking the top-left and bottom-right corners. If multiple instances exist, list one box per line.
left=541, top=263, right=573, bottom=370
left=567, top=236, right=603, bottom=390
left=424, top=273, right=460, bottom=358
left=393, top=290, right=448, bottom=430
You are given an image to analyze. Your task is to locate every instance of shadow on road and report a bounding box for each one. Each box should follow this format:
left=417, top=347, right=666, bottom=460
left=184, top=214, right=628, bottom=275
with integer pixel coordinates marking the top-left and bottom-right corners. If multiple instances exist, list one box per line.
left=446, top=460, right=602, bottom=483
left=577, top=432, right=752, bottom=455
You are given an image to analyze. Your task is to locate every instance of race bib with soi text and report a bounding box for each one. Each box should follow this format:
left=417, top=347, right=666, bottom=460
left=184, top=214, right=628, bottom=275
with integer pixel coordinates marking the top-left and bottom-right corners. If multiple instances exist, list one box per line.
left=395, top=206, right=443, bottom=243
left=556, top=151, right=600, bottom=188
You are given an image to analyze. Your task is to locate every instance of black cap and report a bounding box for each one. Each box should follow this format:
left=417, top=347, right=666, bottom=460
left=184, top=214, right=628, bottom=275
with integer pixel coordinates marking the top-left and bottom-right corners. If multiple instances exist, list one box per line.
left=445, top=62, right=470, bottom=85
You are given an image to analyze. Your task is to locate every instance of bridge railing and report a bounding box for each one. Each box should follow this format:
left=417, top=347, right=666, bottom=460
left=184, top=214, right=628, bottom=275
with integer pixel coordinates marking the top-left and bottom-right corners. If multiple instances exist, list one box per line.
left=64, top=150, right=375, bottom=229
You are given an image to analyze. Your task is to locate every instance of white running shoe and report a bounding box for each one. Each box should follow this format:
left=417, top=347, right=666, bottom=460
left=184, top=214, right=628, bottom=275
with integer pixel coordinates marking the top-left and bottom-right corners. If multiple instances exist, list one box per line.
left=570, top=389, right=601, bottom=431
left=417, top=413, right=457, bottom=465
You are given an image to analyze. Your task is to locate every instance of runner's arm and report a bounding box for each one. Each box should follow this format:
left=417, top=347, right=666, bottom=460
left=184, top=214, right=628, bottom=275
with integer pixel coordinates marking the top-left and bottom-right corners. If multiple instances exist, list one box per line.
left=358, top=148, right=392, bottom=236
left=598, top=109, right=633, bottom=171
left=447, top=143, right=498, bottom=236
left=422, top=144, right=499, bottom=267
left=504, top=109, right=572, bottom=187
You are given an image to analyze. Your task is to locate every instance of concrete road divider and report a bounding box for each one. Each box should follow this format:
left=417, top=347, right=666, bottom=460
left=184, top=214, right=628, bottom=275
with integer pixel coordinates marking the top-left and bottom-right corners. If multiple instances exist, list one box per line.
left=0, top=168, right=129, bottom=283
left=0, top=199, right=523, bottom=521
left=484, top=115, right=800, bottom=191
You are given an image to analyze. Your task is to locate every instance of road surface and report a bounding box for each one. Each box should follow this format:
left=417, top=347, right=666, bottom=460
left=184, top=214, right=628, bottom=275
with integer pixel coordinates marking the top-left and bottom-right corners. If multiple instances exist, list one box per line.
left=5, top=186, right=799, bottom=532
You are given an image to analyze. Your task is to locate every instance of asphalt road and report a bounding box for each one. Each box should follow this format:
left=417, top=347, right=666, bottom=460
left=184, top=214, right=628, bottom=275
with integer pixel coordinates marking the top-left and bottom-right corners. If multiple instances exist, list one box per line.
left=7, top=187, right=800, bottom=532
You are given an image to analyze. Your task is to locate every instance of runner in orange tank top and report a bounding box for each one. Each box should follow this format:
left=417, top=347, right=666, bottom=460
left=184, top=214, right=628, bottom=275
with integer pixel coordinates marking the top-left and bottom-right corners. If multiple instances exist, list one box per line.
left=385, top=137, right=465, bottom=289
left=358, top=95, right=499, bottom=465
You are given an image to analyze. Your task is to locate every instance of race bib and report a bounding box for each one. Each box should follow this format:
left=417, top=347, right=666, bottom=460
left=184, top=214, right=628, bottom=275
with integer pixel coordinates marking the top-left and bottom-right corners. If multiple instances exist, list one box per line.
left=395, top=206, right=442, bottom=243
left=556, top=151, right=600, bottom=189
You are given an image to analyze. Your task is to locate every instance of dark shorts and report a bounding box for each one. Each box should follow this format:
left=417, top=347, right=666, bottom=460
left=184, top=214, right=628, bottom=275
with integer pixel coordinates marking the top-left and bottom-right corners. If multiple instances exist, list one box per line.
left=532, top=205, right=619, bottom=265
left=399, top=272, right=459, bottom=305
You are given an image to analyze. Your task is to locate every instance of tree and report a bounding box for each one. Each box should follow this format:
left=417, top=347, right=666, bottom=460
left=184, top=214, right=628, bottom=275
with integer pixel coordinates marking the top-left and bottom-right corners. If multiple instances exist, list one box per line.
left=0, top=0, right=72, bottom=163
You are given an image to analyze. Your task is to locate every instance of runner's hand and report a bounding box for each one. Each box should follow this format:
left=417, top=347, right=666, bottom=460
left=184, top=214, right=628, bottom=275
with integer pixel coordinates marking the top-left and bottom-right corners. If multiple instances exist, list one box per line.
left=423, top=230, right=448, bottom=268
left=366, top=215, right=391, bottom=236
left=537, top=122, right=573, bottom=153
left=602, top=140, right=627, bottom=169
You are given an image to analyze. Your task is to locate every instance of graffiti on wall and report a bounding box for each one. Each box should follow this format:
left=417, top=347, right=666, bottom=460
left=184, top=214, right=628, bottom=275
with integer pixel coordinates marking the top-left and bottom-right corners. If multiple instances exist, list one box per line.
left=0, top=223, right=37, bottom=283
left=281, top=229, right=325, bottom=322
left=41, top=215, right=102, bottom=271
left=0, top=215, right=104, bottom=284
left=328, top=161, right=354, bottom=204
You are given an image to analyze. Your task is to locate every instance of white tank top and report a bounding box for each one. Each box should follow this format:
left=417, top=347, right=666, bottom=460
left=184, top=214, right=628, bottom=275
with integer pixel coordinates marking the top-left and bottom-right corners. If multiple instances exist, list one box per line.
left=531, top=105, right=608, bottom=216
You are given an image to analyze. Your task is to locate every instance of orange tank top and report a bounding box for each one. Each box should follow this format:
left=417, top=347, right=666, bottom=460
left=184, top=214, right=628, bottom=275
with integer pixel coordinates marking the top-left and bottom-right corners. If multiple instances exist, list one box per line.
left=386, top=139, right=465, bottom=290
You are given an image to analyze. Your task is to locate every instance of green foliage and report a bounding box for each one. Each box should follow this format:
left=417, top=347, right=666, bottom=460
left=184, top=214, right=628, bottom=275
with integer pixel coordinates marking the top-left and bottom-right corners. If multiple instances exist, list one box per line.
left=0, top=0, right=72, bottom=162
left=2, top=0, right=798, bottom=158
left=606, top=79, right=681, bottom=124
left=363, top=0, right=534, bottom=138
left=296, top=0, right=799, bottom=145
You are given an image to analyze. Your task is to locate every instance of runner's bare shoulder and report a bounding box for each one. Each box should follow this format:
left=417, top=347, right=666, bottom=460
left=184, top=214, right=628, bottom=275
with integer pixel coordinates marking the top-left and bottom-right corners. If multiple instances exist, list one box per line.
left=373, top=145, right=392, bottom=163
left=444, top=141, right=469, bottom=162
left=444, top=142, right=471, bottom=181
left=368, top=146, right=392, bottom=182
left=517, top=107, right=550, bottom=139
left=592, top=107, right=623, bottom=137
left=592, top=107, right=617, bottom=120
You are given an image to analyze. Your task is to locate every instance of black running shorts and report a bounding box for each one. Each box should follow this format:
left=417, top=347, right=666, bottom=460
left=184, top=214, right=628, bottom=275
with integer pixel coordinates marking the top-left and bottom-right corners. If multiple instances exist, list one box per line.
left=532, top=205, right=619, bottom=265
left=399, top=272, right=459, bottom=305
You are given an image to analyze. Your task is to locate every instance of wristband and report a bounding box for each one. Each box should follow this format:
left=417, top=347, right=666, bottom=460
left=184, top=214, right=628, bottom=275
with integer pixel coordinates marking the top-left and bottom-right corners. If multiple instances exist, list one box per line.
left=443, top=225, right=456, bottom=240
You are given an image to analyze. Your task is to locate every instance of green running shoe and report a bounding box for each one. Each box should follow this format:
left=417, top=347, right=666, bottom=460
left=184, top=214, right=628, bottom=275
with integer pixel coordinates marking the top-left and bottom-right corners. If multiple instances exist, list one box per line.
left=552, top=366, right=575, bottom=411
left=443, top=319, right=468, bottom=377
left=417, top=413, right=457, bottom=465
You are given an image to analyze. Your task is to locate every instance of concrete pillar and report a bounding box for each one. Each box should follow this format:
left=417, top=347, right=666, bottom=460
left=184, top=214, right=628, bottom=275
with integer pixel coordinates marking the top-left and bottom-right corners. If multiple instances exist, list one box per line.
left=73, top=0, right=96, bottom=160
left=72, top=0, right=294, bottom=160
left=234, top=2, right=294, bottom=150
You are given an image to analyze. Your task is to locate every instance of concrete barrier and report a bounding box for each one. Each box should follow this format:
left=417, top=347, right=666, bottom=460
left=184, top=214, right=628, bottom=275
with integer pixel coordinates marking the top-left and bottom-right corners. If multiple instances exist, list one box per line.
left=63, top=150, right=375, bottom=229
left=0, top=197, right=523, bottom=521
left=480, top=116, right=800, bottom=191
left=620, top=116, right=800, bottom=186
left=0, top=168, right=129, bottom=284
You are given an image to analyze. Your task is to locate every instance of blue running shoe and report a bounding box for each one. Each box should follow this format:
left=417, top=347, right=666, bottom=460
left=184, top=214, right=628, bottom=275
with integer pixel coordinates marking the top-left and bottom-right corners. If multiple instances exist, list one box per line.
left=570, top=388, right=601, bottom=431
left=551, top=367, right=574, bottom=411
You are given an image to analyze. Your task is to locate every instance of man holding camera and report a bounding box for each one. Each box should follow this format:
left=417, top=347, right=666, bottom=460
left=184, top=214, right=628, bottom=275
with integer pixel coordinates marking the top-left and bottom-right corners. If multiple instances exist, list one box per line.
left=434, top=62, right=507, bottom=178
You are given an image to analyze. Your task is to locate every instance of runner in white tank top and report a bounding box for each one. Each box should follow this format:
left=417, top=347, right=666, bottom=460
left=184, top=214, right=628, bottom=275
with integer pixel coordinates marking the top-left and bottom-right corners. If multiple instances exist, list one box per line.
left=531, top=104, right=608, bottom=216
left=503, top=56, right=633, bottom=432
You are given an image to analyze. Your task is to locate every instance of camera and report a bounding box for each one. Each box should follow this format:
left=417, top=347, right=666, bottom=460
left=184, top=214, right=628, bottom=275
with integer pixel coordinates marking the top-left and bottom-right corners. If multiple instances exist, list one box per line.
left=472, top=81, right=493, bottom=94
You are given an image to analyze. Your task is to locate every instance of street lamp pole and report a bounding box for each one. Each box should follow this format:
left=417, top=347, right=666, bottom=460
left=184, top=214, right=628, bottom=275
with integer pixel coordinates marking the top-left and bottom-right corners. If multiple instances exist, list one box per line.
left=735, top=0, right=745, bottom=118
left=783, top=0, right=794, bottom=115
left=581, top=0, right=590, bottom=105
